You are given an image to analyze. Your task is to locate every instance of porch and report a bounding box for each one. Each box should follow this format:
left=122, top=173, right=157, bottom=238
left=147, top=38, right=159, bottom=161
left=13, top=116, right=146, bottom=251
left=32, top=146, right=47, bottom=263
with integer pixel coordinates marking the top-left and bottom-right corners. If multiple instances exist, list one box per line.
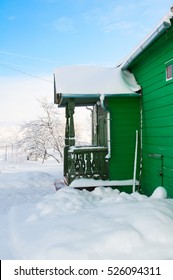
left=61, top=93, right=112, bottom=186
left=65, top=145, right=108, bottom=185
left=54, top=65, right=141, bottom=190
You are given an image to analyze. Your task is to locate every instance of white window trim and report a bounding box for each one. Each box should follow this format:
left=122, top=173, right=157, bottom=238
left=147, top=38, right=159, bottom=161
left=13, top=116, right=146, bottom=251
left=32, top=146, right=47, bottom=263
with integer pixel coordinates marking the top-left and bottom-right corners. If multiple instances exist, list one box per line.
left=166, top=64, right=173, bottom=81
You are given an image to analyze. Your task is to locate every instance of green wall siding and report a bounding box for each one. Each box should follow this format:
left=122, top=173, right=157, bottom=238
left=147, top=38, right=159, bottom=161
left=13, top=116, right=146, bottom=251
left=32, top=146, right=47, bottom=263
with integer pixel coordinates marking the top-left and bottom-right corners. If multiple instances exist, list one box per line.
left=107, top=97, right=140, bottom=183
left=130, top=23, right=173, bottom=197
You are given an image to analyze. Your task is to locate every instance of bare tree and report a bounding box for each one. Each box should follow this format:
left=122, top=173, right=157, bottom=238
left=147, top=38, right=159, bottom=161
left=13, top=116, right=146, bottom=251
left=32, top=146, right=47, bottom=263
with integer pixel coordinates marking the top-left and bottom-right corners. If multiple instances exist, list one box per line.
left=18, top=98, right=64, bottom=163
left=18, top=98, right=92, bottom=163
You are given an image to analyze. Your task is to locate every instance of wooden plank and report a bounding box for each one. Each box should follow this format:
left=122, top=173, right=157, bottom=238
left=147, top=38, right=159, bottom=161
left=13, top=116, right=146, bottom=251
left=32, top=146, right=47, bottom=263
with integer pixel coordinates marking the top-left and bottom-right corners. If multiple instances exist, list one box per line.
left=142, top=136, right=173, bottom=147
left=143, top=143, right=173, bottom=157
left=142, top=104, right=173, bottom=120
left=108, top=97, right=140, bottom=181
left=142, top=115, right=173, bottom=128
left=143, top=95, right=173, bottom=112
left=130, top=25, right=173, bottom=198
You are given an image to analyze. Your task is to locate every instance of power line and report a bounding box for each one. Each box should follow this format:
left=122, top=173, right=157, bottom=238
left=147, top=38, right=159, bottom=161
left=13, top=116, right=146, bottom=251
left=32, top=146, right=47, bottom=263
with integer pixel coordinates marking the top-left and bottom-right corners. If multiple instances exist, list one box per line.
left=0, top=61, right=42, bottom=70
left=0, top=50, right=57, bottom=63
left=0, top=63, right=53, bottom=83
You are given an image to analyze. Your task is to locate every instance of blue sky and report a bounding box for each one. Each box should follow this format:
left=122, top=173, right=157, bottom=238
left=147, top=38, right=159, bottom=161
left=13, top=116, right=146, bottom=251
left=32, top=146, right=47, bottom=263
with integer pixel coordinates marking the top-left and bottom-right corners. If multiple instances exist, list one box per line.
left=1, top=0, right=173, bottom=76
left=0, top=0, right=173, bottom=125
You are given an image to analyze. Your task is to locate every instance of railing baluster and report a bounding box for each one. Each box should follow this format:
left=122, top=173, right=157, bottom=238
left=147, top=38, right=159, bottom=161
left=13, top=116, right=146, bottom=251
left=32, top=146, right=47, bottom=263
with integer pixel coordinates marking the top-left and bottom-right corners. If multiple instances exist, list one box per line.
left=75, top=154, right=80, bottom=178
left=68, top=153, right=76, bottom=184
left=92, top=151, right=99, bottom=177
left=67, top=146, right=108, bottom=184
left=85, top=153, right=92, bottom=177
left=79, top=153, right=85, bottom=177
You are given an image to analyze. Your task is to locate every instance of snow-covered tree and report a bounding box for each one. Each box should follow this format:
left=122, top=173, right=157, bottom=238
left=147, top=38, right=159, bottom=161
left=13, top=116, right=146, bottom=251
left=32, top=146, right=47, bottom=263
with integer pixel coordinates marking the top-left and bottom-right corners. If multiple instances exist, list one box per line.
left=18, top=98, right=64, bottom=163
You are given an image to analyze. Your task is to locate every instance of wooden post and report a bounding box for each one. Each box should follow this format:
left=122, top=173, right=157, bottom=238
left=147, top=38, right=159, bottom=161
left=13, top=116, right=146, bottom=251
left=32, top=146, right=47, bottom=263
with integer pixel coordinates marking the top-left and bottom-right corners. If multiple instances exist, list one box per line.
left=64, top=99, right=75, bottom=181
left=64, top=105, right=70, bottom=177
left=68, top=99, right=75, bottom=146
left=65, top=105, right=70, bottom=146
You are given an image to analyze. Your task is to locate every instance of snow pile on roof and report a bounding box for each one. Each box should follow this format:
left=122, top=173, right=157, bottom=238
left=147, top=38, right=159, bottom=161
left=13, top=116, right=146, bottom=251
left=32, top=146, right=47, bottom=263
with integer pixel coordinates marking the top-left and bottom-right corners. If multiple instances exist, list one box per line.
left=54, top=65, right=141, bottom=94
left=0, top=160, right=173, bottom=260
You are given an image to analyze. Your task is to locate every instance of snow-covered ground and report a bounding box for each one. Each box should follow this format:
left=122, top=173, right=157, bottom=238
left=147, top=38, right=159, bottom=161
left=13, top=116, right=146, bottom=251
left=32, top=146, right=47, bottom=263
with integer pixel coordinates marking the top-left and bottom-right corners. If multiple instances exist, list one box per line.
left=0, top=159, right=173, bottom=260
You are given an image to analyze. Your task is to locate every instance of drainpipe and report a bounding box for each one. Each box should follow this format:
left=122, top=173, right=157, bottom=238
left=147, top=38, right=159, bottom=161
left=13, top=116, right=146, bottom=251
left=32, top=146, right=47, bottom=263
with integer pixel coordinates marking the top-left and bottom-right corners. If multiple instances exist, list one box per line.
left=121, top=20, right=172, bottom=70
left=100, top=94, right=111, bottom=160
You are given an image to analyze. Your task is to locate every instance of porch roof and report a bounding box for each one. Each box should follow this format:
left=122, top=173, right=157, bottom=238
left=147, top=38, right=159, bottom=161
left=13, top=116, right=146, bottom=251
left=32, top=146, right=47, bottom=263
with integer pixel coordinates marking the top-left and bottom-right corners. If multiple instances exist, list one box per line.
left=54, top=65, right=141, bottom=107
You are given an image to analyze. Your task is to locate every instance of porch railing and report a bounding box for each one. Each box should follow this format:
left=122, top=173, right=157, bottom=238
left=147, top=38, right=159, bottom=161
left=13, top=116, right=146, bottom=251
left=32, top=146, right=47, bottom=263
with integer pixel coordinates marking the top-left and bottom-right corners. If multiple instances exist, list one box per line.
left=66, top=146, right=108, bottom=185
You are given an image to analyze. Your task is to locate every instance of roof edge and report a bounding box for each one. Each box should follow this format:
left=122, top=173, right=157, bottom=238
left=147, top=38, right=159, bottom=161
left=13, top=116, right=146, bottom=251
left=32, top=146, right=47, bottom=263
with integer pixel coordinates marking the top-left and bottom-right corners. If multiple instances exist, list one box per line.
left=121, top=9, right=173, bottom=70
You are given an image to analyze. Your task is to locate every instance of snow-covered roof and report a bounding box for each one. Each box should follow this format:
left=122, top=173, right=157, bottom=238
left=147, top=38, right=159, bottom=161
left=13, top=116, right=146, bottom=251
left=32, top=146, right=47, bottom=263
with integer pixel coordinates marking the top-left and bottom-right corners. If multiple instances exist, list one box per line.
left=54, top=65, right=141, bottom=106
left=120, top=8, right=173, bottom=70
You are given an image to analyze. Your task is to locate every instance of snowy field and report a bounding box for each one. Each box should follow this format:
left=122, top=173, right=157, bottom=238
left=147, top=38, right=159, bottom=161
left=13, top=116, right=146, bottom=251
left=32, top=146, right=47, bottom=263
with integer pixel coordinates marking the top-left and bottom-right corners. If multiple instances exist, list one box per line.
left=0, top=159, right=173, bottom=260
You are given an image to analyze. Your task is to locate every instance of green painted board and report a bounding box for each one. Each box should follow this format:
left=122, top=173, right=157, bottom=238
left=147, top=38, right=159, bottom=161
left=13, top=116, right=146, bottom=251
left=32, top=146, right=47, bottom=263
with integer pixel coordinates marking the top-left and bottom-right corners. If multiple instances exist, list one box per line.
left=107, top=97, right=140, bottom=181
left=130, top=20, right=173, bottom=197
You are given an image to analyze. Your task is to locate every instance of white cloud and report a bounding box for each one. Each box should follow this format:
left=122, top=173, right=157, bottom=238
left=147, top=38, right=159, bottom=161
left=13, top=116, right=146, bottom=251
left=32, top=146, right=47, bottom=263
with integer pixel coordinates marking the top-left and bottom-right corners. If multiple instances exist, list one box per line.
left=51, top=17, right=75, bottom=32
left=83, top=4, right=138, bottom=33
left=83, top=1, right=171, bottom=35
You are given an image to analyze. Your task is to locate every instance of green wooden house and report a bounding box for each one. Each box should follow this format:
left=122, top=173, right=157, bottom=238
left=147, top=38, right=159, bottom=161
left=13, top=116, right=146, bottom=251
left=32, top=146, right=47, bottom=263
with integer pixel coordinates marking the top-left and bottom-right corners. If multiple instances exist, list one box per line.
left=119, top=8, right=173, bottom=198
left=54, top=7, right=173, bottom=197
left=54, top=65, right=141, bottom=192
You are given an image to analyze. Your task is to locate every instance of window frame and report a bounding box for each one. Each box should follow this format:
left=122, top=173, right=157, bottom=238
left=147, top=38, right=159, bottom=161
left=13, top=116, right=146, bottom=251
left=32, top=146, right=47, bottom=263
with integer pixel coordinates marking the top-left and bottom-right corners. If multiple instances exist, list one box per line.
left=166, top=64, right=173, bottom=81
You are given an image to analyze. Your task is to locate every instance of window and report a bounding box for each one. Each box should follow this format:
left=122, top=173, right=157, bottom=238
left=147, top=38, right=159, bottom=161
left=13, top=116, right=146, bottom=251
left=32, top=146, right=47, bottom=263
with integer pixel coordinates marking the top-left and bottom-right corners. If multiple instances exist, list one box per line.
left=166, top=64, right=173, bottom=81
